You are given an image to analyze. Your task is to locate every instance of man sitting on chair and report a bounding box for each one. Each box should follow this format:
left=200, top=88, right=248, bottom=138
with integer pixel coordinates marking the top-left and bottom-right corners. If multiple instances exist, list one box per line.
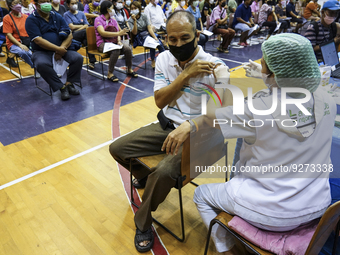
left=109, top=10, right=227, bottom=253
left=25, top=0, right=83, bottom=100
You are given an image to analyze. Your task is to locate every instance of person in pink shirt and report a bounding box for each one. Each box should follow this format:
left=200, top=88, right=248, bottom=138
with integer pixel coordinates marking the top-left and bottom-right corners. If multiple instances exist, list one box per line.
left=94, top=0, right=138, bottom=82
left=250, top=0, right=259, bottom=21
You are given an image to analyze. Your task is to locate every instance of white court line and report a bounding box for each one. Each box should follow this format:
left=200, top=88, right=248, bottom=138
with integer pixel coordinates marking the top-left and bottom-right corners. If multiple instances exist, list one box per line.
left=0, top=63, right=21, bottom=78
left=113, top=66, right=156, bottom=83
left=0, top=140, right=114, bottom=191
left=81, top=67, right=146, bottom=94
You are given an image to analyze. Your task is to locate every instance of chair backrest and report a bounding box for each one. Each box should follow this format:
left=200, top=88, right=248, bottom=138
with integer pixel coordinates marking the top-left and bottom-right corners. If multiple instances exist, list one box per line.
left=305, top=200, right=340, bottom=255
left=86, top=26, right=97, bottom=52
left=181, top=127, right=226, bottom=186
left=228, top=13, right=234, bottom=28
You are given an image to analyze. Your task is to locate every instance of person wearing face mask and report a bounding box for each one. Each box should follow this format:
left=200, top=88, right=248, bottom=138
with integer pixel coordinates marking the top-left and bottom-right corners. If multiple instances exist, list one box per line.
left=84, top=0, right=100, bottom=25
left=25, top=0, right=84, bottom=100
left=174, top=0, right=187, bottom=11
left=21, top=0, right=35, bottom=15
left=114, top=0, right=130, bottom=31
left=64, top=0, right=84, bottom=11
left=210, top=0, right=235, bottom=53
left=187, top=0, right=208, bottom=47
left=128, top=1, right=165, bottom=68
left=3, top=0, right=36, bottom=69
left=125, top=0, right=132, bottom=11
left=144, top=0, right=167, bottom=32
left=305, top=0, right=340, bottom=62
left=201, top=0, right=215, bottom=25
left=188, top=33, right=336, bottom=255
left=109, top=10, right=227, bottom=253
left=64, top=0, right=97, bottom=68
left=286, top=0, right=304, bottom=33
left=94, top=1, right=137, bottom=82
left=51, top=0, right=67, bottom=16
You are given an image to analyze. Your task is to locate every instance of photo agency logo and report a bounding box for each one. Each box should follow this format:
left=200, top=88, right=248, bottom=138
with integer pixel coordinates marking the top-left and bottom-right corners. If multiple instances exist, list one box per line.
left=200, top=83, right=313, bottom=128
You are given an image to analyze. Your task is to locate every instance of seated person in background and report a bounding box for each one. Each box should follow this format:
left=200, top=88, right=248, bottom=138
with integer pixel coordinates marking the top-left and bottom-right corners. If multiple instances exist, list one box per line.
left=210, top=0, right=235, bottom=53
left=275, top=0, right=290, bottom=32
left=64, top=0, right=96, bottom=69
left=109, top=10, right=227, bottom=253
left=3, top=0, right=35, bottom=69
left=137, top=0, right=146, bottom=10
left=114, top=0, right=130, bottom=30
left=84, top=0, right=100, bottom=26
left=227, top=0, right=237, bottom=16
left=21, top=0, right=36, bottom=14
left=51, top=0, right=67, bottom=16
left=232, top=0, right=258, bottom=46
left=174, top=0, right=187, bottom=11
left=178, top=33, right=334, bottom=255
left=250, top=0, right=259, bottom=22
left=125, top=0, right=132, bottom=12
left=258, top=0, right=287, bottom=39
left=0, top=5, right=12, bottom=61
left=201, top=0, right=215, bottom=26
left=187, top=0, right=208, bottom=47
left=64, top=0, right=84, bottom=11
left=305, top=0, right=340, bottom=62
left=286, top=0, right=303, bottom=33
left=128, top=1, right=165, bottom=68
left=25, top=0, right=83, bottom=100
left=95, top=0, right=137, bottom=82
left=144, top=0, right=166, bottom=32
left=303, top=0, right=320, bottom=21
left=164, top=0, right=173, bottom=18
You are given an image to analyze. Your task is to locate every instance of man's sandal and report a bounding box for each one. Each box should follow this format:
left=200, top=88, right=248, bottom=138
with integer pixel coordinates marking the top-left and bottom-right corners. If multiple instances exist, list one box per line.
left=108, top=75, right=119, bottom=82
left=135, top=228, right=154, bottom=253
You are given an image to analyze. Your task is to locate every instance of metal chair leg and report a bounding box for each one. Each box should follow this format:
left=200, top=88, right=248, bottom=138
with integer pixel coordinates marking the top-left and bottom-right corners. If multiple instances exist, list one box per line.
left=332, top=220, right=340, bottom=255
left=204, top=219, right=218, bottom=255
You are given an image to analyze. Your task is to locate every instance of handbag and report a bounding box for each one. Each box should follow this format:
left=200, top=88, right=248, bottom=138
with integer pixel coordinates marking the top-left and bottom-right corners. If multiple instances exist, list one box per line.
left=157, top=110, right=175, bottom=130
left=9, top=14, right=30, bottom=47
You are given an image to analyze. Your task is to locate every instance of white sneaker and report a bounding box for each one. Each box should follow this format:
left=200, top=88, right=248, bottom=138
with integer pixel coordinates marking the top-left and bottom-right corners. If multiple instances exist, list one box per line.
left=0, top=52, right=5, bottom=57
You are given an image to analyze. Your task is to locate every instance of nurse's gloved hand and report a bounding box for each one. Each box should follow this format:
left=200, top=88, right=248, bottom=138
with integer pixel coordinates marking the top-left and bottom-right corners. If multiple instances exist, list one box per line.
left=243, top=59, right=262, bottom=78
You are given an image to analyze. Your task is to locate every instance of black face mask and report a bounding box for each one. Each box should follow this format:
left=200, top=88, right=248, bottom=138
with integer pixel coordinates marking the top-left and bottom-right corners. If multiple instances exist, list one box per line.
left=168, top=36, right=197, bottom=62
left=221, top=2, right=226, bottom=7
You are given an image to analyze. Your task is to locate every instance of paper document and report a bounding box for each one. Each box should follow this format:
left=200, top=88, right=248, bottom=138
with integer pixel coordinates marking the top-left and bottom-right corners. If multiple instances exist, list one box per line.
left=248, top=24, right=259, bottom=36
left=103, top=42, right=123, bottom=53
left=0, top=22, right=3, bottom=28
left=274, top=23, right=281, bottom=33
left=143, top=36, right=160, bottom=49
left=202, top=30, right=213, bottom=36
left=52, top=53, right=69, bottom=84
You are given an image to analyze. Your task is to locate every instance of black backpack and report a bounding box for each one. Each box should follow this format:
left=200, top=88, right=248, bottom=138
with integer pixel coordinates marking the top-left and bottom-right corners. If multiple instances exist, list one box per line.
left=312, top=20, right=337, bottom=41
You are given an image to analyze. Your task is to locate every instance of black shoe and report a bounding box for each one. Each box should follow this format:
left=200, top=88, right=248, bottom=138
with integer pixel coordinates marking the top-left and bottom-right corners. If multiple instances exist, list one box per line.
left=132, top=176, right=148, bottom=189
left=6, top=57, right=18, bottom=68
left=60, top=86, right=70, bottom=100
left=67, top=84, right=80, bottom=95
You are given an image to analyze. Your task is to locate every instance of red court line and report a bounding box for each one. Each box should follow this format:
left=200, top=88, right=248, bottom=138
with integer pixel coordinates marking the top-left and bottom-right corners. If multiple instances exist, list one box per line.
left=111, top=55, right=168, bottom=255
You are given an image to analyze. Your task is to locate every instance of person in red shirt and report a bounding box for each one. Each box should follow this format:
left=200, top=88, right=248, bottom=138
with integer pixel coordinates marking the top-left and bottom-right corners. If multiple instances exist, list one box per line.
left=3, top=0, right=35, bottom=68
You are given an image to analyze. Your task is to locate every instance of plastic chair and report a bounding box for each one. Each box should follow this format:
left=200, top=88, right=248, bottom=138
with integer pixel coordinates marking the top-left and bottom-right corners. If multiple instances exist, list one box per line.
left=130, top=127, right=228, bottom=242
left=204, top=201, right=340, bottom=255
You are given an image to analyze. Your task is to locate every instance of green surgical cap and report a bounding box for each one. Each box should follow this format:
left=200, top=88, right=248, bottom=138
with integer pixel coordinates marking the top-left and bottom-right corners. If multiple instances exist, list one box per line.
left=261, top=33, right=320, bottom=97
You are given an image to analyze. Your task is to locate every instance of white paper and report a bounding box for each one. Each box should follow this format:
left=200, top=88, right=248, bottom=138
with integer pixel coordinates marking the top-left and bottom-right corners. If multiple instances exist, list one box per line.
left=274, top=23, right=281, bottom=33
left=248, top=24, right=259, bottom=36
left=202, top=30, right=213, bottom=36
left=0, top=22, right=3, bottom=28
left=143, top=36, right=160, bottom=49
left=103, top=42, right=123, bottom=53
left=52, top=53, right=69, bottom=84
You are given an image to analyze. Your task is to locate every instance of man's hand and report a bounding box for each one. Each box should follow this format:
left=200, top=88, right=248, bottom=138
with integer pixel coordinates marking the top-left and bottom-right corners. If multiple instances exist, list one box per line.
left=119, top=28, right=129, bottom=36
left=183, top=60, right=216, bottom=79
left=54, top=53, right=62, bottom=61
left=19, top=44, right=29, bottom=52
left=161, top=121, right=191, bottom=155
left=247, top=22, right=252, bottom=27
left=296, top=15, right=301, bottom=18
left=118, top=41, right=123, bottom=45
left=56, top=46, right=67, bottom=56
left=243, top=59, right=262, bottom=78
